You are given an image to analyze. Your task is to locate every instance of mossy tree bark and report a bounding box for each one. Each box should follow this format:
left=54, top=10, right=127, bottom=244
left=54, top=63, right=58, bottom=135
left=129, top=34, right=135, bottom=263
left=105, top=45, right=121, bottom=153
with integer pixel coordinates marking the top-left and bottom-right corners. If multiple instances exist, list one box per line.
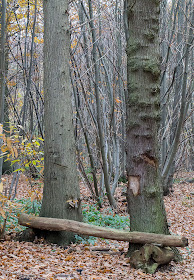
left=40, top=0, right=82, bottom=246
left=125, top=0, right=169, bottom=256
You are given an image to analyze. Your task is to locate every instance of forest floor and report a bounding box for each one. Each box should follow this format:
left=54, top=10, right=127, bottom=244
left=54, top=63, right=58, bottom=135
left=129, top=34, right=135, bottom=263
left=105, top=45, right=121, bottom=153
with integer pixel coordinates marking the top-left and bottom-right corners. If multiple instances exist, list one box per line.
left=0, top=171, right=193, bottom=280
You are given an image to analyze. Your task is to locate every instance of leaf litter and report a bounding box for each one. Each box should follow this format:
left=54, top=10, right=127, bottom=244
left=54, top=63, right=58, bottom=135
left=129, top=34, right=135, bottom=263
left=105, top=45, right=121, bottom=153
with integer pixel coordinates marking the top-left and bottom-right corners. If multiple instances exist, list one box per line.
left=0, top=171, right=193, bottom=279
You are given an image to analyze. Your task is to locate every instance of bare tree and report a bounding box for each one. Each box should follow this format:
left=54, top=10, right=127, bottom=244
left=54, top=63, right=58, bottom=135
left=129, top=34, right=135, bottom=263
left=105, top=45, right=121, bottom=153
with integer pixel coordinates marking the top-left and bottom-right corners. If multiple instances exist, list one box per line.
left=161, top=0, right=194, bottom=193
left=0, top=0, right=6, bottom=179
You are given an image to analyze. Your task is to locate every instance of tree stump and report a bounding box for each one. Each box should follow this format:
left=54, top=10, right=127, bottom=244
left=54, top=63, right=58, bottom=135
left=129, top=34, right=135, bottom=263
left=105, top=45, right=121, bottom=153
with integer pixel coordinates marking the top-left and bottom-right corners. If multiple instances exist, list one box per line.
left=130, top=244, right=174, bottom=274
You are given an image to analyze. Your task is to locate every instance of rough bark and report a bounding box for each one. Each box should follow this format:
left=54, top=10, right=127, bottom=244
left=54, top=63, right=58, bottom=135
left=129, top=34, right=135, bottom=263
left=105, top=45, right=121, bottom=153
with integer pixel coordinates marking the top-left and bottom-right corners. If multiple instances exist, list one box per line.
left=125, top=0, right=169, bottom=255
left=18, top=214, right=188, bottom=247
left=40, top=0, right=82, bottom=246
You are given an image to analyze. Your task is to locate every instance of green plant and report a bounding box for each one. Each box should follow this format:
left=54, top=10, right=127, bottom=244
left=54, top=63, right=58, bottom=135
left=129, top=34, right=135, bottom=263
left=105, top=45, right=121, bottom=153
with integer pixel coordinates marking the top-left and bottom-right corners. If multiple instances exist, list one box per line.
left=83, top=205, right=130, bottom=229
left=15, top=198, right=41, bottom=216
left=84, top=167, right=94, bottom=182
left=0, top=123, right=44, bottom=178
left=85, top=167, right=93, bottom=174
left=0, top=198, right=41, bottom=233
left=75, top=204, right=130, bottom=244
left=118, top=176, right=128, bottom=184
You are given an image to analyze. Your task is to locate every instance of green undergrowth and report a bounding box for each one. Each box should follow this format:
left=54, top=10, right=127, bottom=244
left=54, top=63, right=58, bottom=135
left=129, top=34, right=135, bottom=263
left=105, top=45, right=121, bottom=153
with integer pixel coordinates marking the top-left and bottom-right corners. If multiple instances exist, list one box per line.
left=75, top=204, right=130, bottom=244
left=0, top=198, right=41, bottom=232
left=173, top=177, right=184, bottom=184
left=82, top=205, right=130, bottom=229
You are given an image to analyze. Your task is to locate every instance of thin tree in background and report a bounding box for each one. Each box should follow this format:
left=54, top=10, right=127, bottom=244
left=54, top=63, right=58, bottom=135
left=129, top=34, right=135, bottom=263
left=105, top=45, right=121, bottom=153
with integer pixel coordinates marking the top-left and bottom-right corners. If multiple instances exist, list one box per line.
left=0, top=0, right=6, bottom=179
left=161, top=0, right=194, bottom=191
left=88, top=0, right=116, bottom=208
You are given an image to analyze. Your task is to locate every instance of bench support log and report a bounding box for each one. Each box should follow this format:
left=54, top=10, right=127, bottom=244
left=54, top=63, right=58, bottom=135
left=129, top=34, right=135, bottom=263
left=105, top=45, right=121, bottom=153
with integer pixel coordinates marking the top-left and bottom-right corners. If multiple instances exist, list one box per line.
left=18, top=213, right=188, bottom=247
left=130, top=244, right=175, bottom=273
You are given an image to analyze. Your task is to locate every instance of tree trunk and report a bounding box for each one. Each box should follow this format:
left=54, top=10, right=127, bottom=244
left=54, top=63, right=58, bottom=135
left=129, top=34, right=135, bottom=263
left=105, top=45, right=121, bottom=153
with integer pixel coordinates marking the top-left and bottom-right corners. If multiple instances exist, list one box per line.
left=19, top=213, right=188, bottom=247
left=2, top=50, right=12, bottom=175
left=161, top=6, right=194, bottom=181
left=160, top=0, right=170, bottom=195
left=88, top=0, right=116, bottom=208
left=162, top=0, right=187, bottom=195
left=125, top=0, right=169, bottom=256
left=71, top=70, right=101, bottom=206
left=40, top=0, right=82, bottom=246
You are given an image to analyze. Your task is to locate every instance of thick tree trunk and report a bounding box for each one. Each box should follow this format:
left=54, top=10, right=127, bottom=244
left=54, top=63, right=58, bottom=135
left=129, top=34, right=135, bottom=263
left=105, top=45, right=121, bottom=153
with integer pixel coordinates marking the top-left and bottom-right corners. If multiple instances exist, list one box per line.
left=19, top=214, right=188, bottom=247
left=125, top=0, right=169, bottom=255
left=40, top=0, right=82, bottom=246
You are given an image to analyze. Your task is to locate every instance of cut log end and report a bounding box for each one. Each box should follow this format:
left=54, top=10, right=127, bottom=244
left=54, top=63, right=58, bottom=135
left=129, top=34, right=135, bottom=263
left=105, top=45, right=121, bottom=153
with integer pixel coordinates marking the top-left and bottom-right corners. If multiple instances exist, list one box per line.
left=181, top=237, right=188, bottom=247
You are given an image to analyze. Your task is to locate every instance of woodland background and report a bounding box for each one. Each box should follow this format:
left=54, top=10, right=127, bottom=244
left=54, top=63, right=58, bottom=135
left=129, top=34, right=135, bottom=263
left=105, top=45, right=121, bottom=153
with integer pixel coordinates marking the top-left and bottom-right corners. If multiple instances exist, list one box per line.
left=0, top=0, right=193, bottom=279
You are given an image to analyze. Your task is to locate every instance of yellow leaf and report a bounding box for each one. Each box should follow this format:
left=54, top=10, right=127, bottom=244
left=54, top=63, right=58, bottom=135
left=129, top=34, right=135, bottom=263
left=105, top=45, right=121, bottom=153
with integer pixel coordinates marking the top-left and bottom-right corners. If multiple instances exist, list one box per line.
left=31, top=193, right=36, bottom=202
left=40, top=167, right=44, bottom=174
left=0, top=182, right=3, bottom=192
left=6, top=137, right=12, bottom=150
left=7, top=80, right=16, bottom=87
left=138, top=271, right=147, bottom=276
left=13, top=147, right=18, bottom=158
left=34, top=36, right=38, bottom=43
left=0, top=207, right=6, bottom=219
left=34, top=141, right=40, bottom=146
left=115, top=98, right=122, bottom=104
left=1, top=145, right=7, bottom=153
left=34, top=37, right=44, bottom=44
left=65, top=255, right=73, bottom=261
left=17, top=14, right=23, bottom=20
left=0, top=124, right=3, bottom=134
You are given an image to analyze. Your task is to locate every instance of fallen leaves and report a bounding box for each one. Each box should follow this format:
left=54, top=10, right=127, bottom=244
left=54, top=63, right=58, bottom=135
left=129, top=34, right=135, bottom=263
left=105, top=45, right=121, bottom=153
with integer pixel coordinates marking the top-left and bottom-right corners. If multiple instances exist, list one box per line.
left=0, top=171, right=193, bottom=279
left=64, top=255, right=74, bottom=261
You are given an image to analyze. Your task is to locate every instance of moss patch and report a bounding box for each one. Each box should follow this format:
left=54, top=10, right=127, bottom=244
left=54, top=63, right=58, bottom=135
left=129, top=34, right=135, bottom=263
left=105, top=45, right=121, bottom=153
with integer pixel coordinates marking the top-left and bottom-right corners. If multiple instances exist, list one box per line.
left=126, top=39, right=141, bottom=55
left=143, top=59, right=160, bottom=79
